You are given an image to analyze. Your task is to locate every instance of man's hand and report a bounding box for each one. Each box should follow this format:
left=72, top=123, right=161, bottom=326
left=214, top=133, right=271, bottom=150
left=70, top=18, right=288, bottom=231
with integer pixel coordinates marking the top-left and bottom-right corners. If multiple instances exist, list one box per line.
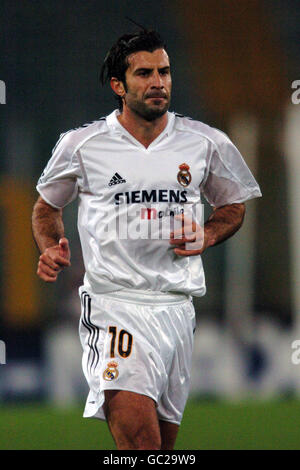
left=169, top=203, right=245, bottom=256
left=169, top=214, right=215, bottom=256
left=37, top=237, right=71, bottom=282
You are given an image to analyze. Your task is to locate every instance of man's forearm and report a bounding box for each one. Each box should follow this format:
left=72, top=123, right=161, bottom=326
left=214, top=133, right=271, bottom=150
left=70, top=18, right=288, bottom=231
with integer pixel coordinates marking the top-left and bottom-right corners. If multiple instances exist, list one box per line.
left=204, top=203, right=245, bottom=247
left=32, top=198, right=65, bottom=253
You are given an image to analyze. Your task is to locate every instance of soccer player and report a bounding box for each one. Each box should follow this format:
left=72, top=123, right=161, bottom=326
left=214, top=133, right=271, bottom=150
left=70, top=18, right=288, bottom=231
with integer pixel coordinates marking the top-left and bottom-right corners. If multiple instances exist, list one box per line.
left=32, top=29, right=261, bottom=450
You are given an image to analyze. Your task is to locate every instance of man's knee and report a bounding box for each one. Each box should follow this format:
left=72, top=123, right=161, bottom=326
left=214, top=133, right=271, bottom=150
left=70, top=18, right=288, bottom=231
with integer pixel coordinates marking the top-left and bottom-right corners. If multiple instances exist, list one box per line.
left=122, top=425, right=161, bottom=450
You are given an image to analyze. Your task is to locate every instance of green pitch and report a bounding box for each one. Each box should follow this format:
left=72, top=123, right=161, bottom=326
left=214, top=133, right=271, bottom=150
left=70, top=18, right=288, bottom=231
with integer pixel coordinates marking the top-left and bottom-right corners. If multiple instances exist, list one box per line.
left=1, top=399, right=300, bottom=450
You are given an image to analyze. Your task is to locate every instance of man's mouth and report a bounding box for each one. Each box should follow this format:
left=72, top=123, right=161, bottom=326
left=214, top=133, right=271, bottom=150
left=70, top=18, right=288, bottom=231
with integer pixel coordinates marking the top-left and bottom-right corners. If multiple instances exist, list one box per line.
left=146, top=94, right=167, bottom=99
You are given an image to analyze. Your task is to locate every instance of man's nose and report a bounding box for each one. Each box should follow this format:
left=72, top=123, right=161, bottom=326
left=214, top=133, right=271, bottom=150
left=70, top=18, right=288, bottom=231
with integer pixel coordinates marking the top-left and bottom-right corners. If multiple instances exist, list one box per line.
left=151, top=71, right=164, bottom=88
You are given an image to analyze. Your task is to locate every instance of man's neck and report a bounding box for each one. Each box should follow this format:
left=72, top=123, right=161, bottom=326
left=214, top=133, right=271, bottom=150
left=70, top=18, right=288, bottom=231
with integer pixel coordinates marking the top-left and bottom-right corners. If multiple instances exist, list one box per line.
left=117, top=108, right=168, bottom=148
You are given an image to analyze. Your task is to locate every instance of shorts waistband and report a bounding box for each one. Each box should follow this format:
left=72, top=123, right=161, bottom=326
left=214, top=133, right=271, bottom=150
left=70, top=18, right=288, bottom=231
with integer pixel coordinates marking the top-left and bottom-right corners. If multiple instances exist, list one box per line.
left=99, top=288, right=191, bottom=305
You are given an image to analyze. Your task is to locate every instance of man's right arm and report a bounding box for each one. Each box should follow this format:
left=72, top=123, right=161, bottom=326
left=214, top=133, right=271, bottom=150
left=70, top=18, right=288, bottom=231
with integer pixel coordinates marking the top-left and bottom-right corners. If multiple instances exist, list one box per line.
left=32, top=196, right=71, bottom=282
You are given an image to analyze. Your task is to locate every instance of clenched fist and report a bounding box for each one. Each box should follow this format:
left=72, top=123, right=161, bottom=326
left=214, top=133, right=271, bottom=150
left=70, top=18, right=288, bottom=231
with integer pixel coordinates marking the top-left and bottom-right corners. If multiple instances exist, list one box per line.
left=37, top=237, right=71, bottom=282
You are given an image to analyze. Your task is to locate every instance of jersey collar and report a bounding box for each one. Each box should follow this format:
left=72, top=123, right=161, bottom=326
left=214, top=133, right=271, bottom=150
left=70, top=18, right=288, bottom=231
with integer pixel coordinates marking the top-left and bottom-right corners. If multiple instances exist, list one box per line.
left=106, top=109, right=175, bottom=148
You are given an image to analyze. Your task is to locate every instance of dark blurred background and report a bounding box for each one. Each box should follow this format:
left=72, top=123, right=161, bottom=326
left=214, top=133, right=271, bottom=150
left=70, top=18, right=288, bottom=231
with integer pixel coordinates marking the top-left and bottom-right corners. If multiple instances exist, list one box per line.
left=0, top=0, right=300, bottom=448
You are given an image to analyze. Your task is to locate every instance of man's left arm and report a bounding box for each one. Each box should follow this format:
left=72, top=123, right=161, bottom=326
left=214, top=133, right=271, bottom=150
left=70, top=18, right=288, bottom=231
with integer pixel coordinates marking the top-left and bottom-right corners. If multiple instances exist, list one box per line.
left=170, top=203, right=245, bottom=256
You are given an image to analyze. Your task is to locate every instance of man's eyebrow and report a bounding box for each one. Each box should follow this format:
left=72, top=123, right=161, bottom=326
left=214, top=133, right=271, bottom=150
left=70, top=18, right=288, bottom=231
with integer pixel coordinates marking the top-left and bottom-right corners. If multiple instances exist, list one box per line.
left=134, top=67, right=152, bottom=73
left=134, top=66, right=170, bottom=73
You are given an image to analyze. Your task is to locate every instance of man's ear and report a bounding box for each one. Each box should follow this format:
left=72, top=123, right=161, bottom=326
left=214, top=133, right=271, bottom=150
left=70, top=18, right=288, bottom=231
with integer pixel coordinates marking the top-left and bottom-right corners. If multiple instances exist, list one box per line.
left=110, top=77, right=126, bottom=97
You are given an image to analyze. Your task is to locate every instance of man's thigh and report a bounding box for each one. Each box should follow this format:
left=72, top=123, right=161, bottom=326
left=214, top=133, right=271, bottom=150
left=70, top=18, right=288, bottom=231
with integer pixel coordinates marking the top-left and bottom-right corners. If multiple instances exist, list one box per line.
left=104, top=390, right=161, bottom=450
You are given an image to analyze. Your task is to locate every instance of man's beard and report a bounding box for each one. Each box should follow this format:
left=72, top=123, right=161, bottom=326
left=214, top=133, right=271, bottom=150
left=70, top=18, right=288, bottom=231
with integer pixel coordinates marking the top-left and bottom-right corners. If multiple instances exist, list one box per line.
left=125, top=94, right=171, bottom=122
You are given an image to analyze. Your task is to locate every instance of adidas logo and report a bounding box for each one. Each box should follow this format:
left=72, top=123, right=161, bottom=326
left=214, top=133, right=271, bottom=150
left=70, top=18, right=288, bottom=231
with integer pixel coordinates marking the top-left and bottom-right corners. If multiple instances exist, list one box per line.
left=108, top=172, right=126, bottom=186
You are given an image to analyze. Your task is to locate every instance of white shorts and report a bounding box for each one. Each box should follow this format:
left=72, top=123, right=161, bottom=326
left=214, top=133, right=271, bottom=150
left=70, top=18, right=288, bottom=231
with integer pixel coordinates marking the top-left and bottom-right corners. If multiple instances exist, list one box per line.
left=78, top=286, right=196, bottom=425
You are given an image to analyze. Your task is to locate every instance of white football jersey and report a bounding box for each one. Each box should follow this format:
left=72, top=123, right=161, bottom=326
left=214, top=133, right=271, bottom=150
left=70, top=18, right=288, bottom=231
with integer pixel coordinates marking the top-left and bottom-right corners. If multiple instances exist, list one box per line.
left=37, top=110, right=262, bottom=297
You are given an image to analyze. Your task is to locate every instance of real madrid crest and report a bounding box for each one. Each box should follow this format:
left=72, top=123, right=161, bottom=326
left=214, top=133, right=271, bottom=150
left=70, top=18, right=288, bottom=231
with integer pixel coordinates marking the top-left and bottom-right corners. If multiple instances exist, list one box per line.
left=177, top=163, right=192, bottom=187
left=103, top=361, right=119, bottom=381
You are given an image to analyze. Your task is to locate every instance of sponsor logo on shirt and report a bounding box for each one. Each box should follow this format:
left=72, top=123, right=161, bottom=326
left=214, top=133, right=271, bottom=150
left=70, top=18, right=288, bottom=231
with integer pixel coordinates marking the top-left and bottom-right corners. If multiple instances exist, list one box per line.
left=140, top=206, right=184, bottom=219
left=114, top=189, right=188, bottom=205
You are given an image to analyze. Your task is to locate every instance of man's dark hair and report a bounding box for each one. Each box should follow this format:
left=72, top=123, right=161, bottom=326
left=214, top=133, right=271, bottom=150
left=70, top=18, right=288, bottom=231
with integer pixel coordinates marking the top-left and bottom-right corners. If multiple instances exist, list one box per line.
left=100, top=29, right=167, bottom=110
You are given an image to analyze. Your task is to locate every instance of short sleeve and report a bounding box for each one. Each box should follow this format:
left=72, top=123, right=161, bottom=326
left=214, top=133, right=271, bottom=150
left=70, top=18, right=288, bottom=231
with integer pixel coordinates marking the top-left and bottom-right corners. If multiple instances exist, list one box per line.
left=200, top=133, right=262, bottom=208
left=36, top=132, right=81, bottom=209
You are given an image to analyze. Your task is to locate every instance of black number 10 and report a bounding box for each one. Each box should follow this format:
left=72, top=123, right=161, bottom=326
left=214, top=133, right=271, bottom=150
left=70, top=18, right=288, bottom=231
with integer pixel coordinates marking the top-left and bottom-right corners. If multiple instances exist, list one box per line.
left=108, top=326, right=133, bottom=358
